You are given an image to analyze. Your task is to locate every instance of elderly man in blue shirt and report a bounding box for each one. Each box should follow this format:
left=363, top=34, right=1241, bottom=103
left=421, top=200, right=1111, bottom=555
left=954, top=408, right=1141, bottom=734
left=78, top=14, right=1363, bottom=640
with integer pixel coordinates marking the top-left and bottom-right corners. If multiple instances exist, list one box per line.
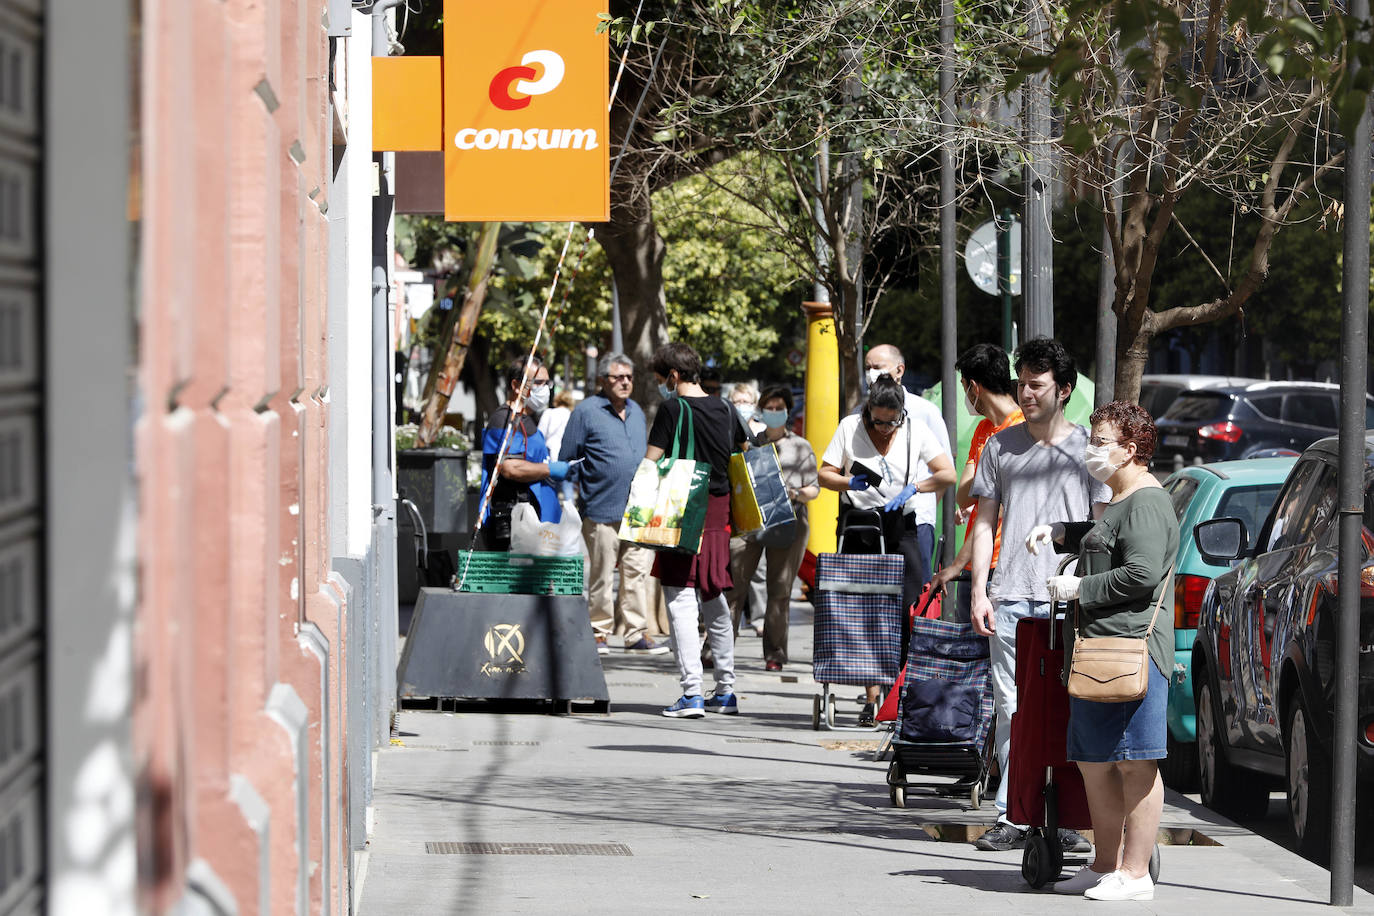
left=558, top=353, right=667, bottom=655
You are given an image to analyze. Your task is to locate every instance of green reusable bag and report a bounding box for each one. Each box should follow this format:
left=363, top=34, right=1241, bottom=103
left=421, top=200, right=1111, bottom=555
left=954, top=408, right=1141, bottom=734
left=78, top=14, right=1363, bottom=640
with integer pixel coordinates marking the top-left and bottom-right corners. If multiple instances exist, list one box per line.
left=619, top=400, right=712, bottom=553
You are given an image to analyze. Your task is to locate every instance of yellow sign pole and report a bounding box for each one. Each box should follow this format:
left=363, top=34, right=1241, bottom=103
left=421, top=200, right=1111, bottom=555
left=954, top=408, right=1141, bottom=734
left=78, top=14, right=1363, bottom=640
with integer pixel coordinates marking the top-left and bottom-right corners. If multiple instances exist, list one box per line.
left=803, top=301, right=840, bottom=556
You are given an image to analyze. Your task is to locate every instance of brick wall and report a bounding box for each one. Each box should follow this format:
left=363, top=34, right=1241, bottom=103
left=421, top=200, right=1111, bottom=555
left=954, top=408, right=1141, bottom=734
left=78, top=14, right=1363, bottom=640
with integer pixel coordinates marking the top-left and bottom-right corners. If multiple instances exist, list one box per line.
left=136, top=0, right=347, bottom=911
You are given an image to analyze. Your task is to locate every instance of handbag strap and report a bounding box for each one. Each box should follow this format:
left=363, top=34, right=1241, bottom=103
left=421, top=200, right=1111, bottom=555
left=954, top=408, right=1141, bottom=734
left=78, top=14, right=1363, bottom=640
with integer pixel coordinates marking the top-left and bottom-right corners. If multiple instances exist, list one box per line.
left=1072, top=561, right=1176, bottom=640
left=670, top=399, right=696, bottom=462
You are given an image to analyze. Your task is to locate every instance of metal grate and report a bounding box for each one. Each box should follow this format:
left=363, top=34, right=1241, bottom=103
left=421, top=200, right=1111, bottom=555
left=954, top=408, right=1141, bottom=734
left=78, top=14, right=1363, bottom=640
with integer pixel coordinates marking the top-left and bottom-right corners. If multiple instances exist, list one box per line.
left=471, top=740, right=539, bottom=747
left=425, top=842, right=631, bottom=856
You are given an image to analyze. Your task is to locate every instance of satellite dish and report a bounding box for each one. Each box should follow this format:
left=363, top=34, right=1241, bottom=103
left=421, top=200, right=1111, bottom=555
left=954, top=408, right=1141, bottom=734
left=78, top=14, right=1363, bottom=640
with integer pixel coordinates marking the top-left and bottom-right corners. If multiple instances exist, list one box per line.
left=964, top=218, right=1022, bottom=296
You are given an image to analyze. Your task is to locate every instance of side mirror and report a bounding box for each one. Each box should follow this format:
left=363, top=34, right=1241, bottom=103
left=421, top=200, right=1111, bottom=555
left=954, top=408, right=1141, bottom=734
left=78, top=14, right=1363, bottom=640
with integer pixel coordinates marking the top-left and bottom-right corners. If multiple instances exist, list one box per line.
left=1195, top=517, right=1248, bottom=564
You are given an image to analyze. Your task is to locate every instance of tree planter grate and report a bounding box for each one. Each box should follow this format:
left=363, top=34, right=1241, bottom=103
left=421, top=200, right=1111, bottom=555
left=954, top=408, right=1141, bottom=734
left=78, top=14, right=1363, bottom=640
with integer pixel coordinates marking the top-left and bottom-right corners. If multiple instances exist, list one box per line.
left=424, top=842, right=632, bottom=856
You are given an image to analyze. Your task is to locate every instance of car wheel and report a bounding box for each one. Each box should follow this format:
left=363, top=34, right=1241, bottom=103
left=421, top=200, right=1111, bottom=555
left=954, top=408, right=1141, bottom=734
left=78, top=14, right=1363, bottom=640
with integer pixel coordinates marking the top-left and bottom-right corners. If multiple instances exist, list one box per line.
left=1285, top=695, right=1332, bottom=863
left=1160, top=730, right=1199, bottom=793
left=1197, top=677, right=1271, bottom=820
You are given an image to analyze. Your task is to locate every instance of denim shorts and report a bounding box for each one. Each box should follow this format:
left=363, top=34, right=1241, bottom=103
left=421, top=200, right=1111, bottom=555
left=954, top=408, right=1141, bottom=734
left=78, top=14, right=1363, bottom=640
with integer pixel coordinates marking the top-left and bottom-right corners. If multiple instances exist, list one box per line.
left=1067, top=660, right=1168, bottom=762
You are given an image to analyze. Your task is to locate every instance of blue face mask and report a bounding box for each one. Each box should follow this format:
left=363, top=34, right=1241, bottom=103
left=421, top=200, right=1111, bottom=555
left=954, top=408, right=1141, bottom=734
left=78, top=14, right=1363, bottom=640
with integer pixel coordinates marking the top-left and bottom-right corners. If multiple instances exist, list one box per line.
left=657, top=382, right=674, bottom=400
left=761, top=408, right=788, bottom=429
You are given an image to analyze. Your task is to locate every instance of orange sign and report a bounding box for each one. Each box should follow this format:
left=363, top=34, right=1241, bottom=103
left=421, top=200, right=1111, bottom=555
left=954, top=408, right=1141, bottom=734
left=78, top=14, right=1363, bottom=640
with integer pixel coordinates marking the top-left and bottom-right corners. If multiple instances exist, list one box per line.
left=442, top=0, right=609, bottom=222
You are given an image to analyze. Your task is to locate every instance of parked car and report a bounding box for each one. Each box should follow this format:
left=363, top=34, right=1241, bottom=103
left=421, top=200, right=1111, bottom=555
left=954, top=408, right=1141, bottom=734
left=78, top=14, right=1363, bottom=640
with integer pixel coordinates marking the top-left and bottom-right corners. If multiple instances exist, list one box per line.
left=1159, top=458, right=1295, bottom=791
left=1139, top=374, right=1262, bottom=421
left=1153, top=381, right=1374, bottom=470
left=1190, top=435, right=1374, bottom=860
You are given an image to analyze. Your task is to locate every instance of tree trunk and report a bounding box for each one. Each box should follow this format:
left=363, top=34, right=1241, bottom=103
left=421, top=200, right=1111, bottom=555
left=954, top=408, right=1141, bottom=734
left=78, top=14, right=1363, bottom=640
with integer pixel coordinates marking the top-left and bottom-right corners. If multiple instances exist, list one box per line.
left=1113, top=316, right=1152, bottom=405
left=597, top=201, right=671, bottom=409
left=417, top=222, right=501, bottom=445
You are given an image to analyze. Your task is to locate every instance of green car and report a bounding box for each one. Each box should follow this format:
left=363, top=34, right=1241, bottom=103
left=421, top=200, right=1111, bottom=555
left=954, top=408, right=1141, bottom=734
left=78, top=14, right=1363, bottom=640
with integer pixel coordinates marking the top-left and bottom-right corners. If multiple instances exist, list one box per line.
left=1159, top=456, right=1295, bottom=790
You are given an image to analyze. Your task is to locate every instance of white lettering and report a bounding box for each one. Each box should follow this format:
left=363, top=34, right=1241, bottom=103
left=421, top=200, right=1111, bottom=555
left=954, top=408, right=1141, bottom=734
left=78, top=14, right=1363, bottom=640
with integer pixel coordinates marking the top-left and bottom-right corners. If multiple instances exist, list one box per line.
left=450, top=128, right=600, bottom=152
left=563, top=129, right=598, bottom=150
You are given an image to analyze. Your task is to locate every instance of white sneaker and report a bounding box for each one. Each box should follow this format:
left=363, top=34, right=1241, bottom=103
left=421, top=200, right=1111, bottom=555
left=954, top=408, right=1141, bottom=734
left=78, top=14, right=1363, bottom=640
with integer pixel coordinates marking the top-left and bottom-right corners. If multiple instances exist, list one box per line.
left=1083, top=871, right=1154, bottom=901
left=1053, top=866, right=1110, bottom=895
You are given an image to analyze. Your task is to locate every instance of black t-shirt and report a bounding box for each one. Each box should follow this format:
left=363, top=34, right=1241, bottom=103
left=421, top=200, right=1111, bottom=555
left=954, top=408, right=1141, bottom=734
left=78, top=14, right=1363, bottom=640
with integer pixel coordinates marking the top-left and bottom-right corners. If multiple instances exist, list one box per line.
left=648, top=396, right=749, bottom=496
left=483, top=405, right=539, bottom=506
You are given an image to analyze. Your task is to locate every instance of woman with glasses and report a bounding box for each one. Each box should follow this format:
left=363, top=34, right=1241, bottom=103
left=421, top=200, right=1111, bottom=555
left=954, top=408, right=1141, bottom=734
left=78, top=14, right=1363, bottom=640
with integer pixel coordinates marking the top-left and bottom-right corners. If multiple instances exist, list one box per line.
left=818, top=375, right=957, bottom=722
left=1026, top=401, right=1178, bottom=901
left=478, top=354, right=571, bottom=550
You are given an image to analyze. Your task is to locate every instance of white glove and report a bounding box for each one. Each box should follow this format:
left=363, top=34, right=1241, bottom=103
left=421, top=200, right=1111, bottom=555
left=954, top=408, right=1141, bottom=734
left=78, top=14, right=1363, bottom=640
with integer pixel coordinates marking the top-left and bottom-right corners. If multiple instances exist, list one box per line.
left=1046, top=574, right=1081, bottom=602
left=1025, top=522, right=1064, bottom=555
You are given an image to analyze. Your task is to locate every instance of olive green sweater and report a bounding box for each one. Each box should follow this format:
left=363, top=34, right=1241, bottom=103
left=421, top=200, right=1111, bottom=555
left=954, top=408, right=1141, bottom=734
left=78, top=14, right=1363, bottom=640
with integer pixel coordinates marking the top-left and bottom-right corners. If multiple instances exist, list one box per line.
left=1060, top=486, right=1179, bottom=680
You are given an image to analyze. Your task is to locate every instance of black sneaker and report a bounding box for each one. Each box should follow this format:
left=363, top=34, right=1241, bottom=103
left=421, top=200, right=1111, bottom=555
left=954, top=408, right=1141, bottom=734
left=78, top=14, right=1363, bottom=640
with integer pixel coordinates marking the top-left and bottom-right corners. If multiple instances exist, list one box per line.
left=857, top=703, right=876, bottom=728
left=974, top=822, right=1025, bottom=851
left=1058, top=827, right=1092, bottom=853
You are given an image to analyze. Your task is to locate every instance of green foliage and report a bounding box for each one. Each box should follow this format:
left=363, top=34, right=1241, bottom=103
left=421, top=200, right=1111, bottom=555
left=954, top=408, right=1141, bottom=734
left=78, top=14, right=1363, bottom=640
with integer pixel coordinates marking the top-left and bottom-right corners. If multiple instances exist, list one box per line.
left=655, top=157, right=810, bottom=376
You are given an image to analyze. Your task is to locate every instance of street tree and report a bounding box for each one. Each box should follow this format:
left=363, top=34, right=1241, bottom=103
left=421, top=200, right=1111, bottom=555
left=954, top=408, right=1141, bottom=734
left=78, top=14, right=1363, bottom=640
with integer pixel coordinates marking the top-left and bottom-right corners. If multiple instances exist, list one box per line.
left=997, top=0, right=1361, bottom=402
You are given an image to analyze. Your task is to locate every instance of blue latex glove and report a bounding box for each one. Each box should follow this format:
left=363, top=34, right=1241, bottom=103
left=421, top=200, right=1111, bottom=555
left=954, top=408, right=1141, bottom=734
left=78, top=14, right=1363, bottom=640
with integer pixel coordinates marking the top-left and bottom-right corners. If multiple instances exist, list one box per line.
left=547, top=460, right=571, bottom=482
left=848, top=474, right=871, bottom=492
left=883, top=484, right=919, bottom=512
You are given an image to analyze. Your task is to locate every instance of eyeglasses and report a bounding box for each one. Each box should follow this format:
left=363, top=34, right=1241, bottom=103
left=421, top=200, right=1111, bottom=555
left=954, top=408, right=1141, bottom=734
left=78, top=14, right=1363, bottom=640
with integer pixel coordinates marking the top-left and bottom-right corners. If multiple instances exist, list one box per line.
left=1088, top=436, right=1120, bottom=448
left=606, top=374, right=633, bottom=383
left=527, top=379, right=550, bottom=389
left=868, top=412, right=906, bottom=429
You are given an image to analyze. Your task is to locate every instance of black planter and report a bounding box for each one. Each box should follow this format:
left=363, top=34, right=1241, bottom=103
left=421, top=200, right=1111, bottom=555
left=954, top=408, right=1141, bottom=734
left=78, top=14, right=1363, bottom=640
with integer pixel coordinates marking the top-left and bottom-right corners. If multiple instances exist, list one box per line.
left=397, top=448, right=471, bottom=535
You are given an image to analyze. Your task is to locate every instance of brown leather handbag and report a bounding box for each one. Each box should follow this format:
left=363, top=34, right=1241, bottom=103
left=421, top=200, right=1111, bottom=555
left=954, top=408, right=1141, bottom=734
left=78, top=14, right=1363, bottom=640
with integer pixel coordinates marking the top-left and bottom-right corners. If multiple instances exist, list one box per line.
left=1066, top=566, right=1174, bottom=703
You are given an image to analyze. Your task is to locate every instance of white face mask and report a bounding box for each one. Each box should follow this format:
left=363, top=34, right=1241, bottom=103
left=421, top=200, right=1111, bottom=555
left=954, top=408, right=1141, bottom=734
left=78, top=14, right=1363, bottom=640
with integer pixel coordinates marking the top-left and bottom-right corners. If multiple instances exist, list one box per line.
left=962, top=384, right=979, bottom=417
left=866, top=367, right=886, bottom=386
left=1084, top=443, right=1124, bottom=482
left=525, top=384, right=550, bottom=413
left=734, top=403, right=756, bottom=423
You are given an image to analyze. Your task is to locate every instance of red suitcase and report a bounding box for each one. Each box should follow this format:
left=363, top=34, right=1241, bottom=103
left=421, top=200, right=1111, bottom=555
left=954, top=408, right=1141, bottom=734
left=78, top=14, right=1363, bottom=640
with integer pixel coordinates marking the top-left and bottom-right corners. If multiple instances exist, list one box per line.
left=1007, top=614, right=1091, bottom=887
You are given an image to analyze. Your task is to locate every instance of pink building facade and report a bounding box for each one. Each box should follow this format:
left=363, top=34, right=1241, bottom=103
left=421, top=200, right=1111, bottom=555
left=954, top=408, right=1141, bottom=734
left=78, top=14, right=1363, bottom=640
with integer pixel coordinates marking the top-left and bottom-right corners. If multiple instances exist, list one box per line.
left=36, top=1, right=395, bottom=913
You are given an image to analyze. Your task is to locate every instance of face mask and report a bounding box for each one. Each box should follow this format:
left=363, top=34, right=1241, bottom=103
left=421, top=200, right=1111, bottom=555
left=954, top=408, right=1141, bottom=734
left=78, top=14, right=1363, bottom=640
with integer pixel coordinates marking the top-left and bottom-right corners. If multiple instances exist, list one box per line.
left=657, top=382, right=674, bottom=400
left=866, top=367, right=885, bottom=385
left=963, top=384, right=979, bottom=417
left=761, top=408, right=788, bottom=429
left=525, top=384, right=550, bottom=413
left=1084, top=443, right=1123, bottom=482
left=735, top=403, right=756, bottom=423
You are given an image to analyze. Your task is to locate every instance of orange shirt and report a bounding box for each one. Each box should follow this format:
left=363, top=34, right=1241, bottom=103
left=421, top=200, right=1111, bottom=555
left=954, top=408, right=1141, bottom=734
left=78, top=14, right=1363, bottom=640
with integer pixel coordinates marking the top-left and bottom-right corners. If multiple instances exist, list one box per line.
left=964, top=409, right=1024, bottom=569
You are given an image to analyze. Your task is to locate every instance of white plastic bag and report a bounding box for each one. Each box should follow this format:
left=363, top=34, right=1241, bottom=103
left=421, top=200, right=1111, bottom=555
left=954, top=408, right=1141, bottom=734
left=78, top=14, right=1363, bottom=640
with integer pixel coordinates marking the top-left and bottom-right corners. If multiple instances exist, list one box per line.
left=509, top=501, right=587, bottom=558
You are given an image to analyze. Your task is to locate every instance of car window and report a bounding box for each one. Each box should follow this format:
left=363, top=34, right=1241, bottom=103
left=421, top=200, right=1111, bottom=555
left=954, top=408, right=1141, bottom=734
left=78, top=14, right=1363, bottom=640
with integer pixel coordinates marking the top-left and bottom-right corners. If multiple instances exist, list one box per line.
left=1167, top=477, right=1200, bottom=520
left=1215, top=483, right=1284, bottom=551
left=1295, top=466, right=1338, bottom=544
left=1142, top=384, right=1183, bottom=419
left=1259, top=459, right=1324, bottom=552
left=1280, top=393, right=1338, bottom=429
left=1163, top=392, right=1232, bottom=422
left=1248, top=394, right=1283, bottom=421
left=1366, top=398, right=1374, bottom=427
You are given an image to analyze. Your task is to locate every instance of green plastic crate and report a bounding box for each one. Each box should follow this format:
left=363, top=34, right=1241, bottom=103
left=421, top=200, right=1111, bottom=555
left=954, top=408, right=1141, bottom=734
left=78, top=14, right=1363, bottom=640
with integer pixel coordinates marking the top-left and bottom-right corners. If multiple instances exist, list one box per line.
left=454, top=551, right=584, bottom=595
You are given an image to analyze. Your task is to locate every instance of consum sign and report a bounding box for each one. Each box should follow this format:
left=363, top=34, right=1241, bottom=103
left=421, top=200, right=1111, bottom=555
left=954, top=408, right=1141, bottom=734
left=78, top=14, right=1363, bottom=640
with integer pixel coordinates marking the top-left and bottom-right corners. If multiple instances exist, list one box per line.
left=370, top=0, right=609, bottom=223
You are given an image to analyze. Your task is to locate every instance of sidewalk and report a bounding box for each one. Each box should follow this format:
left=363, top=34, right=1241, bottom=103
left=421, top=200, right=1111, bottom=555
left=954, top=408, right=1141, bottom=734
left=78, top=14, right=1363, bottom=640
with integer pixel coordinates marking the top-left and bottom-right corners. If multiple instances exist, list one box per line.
left=357, top=599, right=1374, bottom=914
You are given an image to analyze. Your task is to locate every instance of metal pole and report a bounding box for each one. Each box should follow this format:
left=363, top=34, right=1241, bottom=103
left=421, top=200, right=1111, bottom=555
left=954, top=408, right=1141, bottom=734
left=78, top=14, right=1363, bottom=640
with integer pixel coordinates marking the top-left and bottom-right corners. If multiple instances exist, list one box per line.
left=610, top=276, right=624, bottom=354
left=814, top=143, right=831, bottom=305
left=998, top=207, right=1013, bottom=353
left=939, top=0, right=957, bottom=566
left=1021, top=0, right=1053, bottom=340
left=1095, top=216, right=1117, bottom=406
left=841, top=44, right=864, bottom=351
left=1332, top=1, right=1369, bottom=902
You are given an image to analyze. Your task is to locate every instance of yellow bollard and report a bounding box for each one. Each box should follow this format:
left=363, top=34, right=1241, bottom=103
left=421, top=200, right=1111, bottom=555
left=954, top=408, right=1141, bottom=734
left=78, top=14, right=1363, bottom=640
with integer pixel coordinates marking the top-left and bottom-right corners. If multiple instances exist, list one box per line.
left=803, top=301, right=840, bottom=556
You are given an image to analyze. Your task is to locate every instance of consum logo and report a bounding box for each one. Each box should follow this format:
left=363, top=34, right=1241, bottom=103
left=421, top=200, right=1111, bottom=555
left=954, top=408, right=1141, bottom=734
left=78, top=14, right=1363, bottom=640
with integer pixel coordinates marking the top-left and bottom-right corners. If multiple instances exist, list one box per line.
left=370, top=0, right=609, bottom=222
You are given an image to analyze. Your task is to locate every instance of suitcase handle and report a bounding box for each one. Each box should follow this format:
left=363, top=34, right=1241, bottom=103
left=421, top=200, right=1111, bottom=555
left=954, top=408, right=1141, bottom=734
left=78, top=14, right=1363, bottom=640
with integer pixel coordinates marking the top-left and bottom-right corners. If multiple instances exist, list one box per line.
left=839, top=508, right=887, bottom=554
left=1049, top=555, right=1078, bottom=650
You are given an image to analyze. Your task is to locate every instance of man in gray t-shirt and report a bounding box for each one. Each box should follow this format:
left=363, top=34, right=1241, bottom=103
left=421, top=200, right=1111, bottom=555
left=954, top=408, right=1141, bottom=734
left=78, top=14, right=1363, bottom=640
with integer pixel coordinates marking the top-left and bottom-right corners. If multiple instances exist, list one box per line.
left=972, top=425, right=1109, bottom=601
left=966, top=338, right=1110, bottom=851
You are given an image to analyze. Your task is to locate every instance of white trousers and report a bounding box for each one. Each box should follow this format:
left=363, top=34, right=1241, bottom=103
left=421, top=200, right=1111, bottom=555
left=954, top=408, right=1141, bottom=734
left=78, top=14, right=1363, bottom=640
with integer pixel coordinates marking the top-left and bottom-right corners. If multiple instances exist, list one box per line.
left=664, top=584, right=734, bottom=697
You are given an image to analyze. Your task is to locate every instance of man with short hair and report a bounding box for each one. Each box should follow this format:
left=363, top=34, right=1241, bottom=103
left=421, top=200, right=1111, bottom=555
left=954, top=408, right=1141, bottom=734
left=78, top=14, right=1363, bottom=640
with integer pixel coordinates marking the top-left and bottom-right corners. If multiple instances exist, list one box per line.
left=967, top=338, right=1110, bottom=852
left=558, top=353, right=666, bottom=654
left=930, top=343, right=1024, bottom=619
